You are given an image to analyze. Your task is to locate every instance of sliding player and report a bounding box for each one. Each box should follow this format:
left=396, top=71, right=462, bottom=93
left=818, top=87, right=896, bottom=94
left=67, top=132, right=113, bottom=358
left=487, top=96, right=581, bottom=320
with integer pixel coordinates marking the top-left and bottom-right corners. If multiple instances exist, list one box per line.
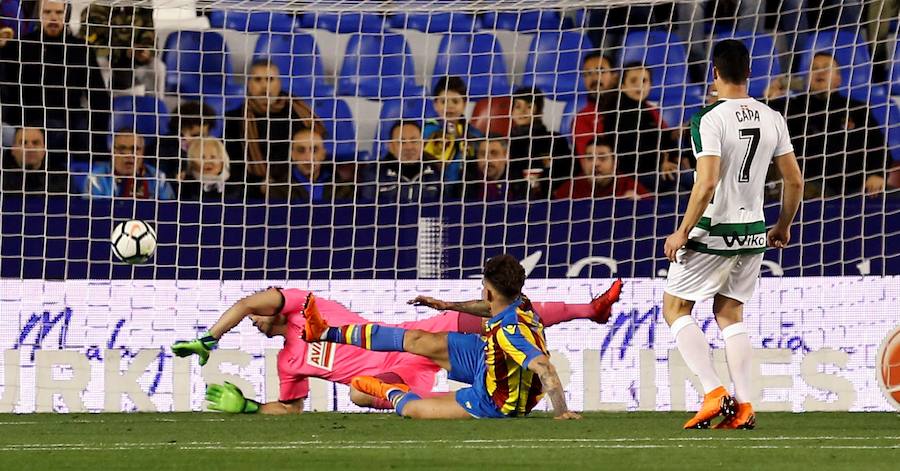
left=303, top=254, right=582, bottom=419
left=172, top=278, right=623, bottom=414
left=662, top=39, right=803, bottom=429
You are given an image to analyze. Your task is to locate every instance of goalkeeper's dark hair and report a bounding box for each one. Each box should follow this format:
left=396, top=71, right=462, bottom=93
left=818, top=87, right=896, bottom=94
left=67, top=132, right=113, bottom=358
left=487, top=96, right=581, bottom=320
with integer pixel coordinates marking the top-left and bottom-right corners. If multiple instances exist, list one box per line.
left=712, top=39, right=750, bottom=85
left=483, top=254, right=526, bottom=300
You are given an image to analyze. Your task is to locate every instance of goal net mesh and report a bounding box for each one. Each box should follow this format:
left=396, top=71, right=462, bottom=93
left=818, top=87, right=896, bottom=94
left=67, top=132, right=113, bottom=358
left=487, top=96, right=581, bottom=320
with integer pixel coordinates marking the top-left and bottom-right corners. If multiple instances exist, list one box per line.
left=0, top=0, right=897, bottom=280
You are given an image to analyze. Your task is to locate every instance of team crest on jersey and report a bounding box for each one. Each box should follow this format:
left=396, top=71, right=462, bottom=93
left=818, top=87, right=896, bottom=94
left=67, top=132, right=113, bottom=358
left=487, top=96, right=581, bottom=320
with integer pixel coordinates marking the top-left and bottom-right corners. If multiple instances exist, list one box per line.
left=306, top=342, right=336, bottom=371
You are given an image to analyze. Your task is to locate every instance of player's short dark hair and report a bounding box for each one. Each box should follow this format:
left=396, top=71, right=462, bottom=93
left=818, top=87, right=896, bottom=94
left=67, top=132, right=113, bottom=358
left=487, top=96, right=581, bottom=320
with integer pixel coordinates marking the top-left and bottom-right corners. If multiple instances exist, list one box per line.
left=433, top=76, right=467, bottom=98
left=712, top=39, right=750, bottom=85
left=483, top=254, right=526, bottom=300
left=512, top=86, right=545, bottom=117
left=174, top=101, right=216, bottom=133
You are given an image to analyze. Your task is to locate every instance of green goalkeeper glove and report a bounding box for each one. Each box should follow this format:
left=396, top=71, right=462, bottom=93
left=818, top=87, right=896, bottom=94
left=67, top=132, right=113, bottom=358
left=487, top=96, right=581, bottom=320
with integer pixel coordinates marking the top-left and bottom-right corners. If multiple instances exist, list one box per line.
left=205, top=382, right=260, bottom=414
left=171, top=331, right=218, bottom=366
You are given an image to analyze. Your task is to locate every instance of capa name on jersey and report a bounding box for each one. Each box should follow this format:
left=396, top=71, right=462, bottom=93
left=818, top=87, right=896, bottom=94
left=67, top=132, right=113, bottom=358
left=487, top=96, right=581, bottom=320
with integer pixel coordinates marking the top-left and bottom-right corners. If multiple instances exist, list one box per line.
left=735, top=105, right=760, bottom=123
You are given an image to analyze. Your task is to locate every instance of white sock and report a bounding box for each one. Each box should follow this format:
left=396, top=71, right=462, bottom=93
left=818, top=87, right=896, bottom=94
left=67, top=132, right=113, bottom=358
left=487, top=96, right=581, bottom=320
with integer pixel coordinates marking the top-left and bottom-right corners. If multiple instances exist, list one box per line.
left=670, top=315, right=721, bottom=394
left=722, top=322, right=753, bottom=404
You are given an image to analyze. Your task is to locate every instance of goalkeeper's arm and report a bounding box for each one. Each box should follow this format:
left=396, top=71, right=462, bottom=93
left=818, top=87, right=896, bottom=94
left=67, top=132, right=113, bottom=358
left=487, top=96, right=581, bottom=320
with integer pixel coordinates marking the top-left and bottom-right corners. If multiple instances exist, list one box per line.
left=171, top=288, right=284, bottom=365
left=205, top=381, right=305, bottom=415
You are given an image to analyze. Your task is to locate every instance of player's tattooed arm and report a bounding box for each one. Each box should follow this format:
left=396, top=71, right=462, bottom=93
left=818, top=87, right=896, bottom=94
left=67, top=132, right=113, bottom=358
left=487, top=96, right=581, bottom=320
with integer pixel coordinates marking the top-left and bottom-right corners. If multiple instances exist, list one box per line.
left=408, top=296, right=491, bottom=317
left=529, top=355, right=582, bottom=420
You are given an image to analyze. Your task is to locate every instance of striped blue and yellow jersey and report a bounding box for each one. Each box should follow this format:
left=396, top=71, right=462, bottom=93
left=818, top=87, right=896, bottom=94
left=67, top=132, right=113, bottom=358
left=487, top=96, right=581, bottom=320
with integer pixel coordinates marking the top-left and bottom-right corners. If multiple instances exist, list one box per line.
left=483, top=296, right=549, bottom=416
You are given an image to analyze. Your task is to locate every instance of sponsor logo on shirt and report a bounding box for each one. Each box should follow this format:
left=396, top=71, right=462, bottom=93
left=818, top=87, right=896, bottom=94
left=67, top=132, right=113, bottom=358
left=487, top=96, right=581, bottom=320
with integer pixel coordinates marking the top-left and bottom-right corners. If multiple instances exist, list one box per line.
left=306, top=341, right=336, bottom=371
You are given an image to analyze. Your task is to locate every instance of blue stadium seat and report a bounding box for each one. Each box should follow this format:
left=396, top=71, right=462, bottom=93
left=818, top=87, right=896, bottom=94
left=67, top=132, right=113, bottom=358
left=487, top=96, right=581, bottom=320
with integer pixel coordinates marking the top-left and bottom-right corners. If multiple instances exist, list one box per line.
left=621, top=29, right=690, bottom=103
left=208, top=10, right=298, bottom=32
left=522, top=31, right=593, bottom=101
left=388, top=12, right=477, bottom=33
left=797, top=29, right=875, bottom=101
left=479, top=10, right=563, bottom=31
left=162, top=31, right=243, bottom=112
left=254, top=32, right=335, bottom=99
left=887, top=36, right=900, bottom=95
left=111, top=96, right=170, bottom=136
left=710, top=31, right=781, bottom=98
left=660, top=85, right=704, bottom=128
left=299, top=13, right=385, bottom=33
left=311, top=98, right=356, bottom=161
left=432, top=32, right=511, bottom=98
left=338, top=33, right=423, bottom=99
left=373, top=98, right=437, bottom=159
left=869, top=95, right=900, bottom=162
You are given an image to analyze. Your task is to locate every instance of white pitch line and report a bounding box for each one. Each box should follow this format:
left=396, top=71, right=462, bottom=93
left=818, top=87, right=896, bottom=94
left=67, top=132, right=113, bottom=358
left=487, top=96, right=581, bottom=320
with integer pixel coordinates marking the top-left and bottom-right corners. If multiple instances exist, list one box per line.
left=1, top=443, right=898, bottom=452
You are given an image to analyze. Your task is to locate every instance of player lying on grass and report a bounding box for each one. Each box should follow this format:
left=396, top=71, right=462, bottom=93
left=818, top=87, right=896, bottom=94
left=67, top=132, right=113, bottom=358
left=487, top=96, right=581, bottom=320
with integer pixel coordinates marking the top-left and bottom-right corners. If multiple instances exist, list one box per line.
left=172, top=277, right=623, bottom=414
left=302, top=254, right=584, bottom=420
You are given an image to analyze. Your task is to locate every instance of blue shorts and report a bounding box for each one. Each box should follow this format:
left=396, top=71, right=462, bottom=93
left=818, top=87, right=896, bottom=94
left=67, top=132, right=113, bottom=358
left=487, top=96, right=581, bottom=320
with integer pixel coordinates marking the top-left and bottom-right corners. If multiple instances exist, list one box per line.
left=447, top=332, right=506, bottom=419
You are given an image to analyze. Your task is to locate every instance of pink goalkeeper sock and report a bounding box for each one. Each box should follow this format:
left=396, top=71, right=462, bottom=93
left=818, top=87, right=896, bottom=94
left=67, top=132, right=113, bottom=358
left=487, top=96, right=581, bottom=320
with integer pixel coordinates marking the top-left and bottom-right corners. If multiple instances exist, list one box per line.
left=532, top=302, right=594, bottom=327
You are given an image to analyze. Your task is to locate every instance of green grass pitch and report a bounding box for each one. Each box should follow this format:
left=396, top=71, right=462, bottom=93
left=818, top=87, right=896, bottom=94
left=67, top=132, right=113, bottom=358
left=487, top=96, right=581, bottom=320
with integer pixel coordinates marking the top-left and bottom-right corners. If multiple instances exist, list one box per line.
left=0, top=412, right=896, bottom=470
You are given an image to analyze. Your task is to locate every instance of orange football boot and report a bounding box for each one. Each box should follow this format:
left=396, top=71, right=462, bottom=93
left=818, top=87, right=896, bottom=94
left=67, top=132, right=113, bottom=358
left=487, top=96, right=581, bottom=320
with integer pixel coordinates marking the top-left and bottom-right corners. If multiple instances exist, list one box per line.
left=683, top=386, right=737, bottom=429
left=351, top=376, right=410, bottom=401
left=590, top=279, right=623, bottom=324
left=714, top=402, right=756, bottom=430
left=300, top=293, right=329, bottom=342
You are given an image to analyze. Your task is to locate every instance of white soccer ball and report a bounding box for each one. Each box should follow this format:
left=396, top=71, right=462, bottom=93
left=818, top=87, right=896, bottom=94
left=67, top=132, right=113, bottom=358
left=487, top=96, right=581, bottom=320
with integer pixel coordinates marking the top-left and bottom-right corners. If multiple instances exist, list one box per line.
left=111, top=220, right=157, bottom=264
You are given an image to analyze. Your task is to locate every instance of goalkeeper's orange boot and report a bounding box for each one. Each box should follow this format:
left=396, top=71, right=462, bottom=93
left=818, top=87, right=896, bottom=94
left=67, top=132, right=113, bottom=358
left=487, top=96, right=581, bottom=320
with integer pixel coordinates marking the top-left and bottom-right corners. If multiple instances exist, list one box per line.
left=590, top=279, right=623, bottom=324
left=714, top=402, right=756, bottom=430
left=300, top=293, right=329, bottom=342
left=351, top=376, right=410, bottom=400
left=683, top=386, right=737, bottom=429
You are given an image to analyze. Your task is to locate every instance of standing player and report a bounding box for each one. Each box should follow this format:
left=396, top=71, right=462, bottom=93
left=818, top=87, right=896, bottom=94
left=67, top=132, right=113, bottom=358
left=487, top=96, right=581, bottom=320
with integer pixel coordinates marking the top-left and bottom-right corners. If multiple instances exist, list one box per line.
left=172, top=279, right=622, bottom=414
left=662, top=39, right=803, bottom=429
left=302, top=254, right=581, bottom=420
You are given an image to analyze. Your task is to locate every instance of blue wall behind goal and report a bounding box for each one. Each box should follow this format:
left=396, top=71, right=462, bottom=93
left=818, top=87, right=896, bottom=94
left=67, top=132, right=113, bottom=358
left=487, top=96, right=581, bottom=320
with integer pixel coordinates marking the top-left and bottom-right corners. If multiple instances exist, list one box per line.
left=1, top=197, right=896, bottom=279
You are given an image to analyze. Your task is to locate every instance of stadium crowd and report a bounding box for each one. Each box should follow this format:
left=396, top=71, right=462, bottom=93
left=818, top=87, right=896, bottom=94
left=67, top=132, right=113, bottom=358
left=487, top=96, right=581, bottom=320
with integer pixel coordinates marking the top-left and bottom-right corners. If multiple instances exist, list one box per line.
left=0, top=1, right=897, bottom=202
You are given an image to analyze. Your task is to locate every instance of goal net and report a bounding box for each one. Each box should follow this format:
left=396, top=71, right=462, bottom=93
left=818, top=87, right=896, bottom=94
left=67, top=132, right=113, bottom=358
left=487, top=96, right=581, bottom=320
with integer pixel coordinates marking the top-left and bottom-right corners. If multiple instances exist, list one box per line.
left=0, top=0, right=898, bottom=413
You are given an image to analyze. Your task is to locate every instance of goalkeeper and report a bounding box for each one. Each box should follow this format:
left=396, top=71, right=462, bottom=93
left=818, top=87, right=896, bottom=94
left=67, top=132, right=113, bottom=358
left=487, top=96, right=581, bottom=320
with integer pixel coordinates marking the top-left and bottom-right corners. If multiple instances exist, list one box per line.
left=171, top=281, right=622, bottom=415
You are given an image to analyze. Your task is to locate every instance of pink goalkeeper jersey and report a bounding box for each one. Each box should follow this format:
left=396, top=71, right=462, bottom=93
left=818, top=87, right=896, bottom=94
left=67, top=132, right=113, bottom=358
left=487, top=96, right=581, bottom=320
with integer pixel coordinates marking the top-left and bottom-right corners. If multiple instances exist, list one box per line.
left=277, top=288, right=456, bottom=402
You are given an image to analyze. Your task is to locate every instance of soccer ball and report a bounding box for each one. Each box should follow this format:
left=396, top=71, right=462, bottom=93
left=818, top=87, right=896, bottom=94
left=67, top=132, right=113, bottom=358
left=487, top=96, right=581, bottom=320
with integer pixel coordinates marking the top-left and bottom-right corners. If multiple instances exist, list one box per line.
left=111, top=220, right=157, bottom=264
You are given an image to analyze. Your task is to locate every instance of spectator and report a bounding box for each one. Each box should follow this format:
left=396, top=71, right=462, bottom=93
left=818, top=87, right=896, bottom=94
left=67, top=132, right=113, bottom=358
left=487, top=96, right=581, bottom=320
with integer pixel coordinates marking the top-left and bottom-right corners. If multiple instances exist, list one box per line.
left=0, top=0, right=109, bottom=154
left=80, top=4, right=164, bottom=96
left=603, top=62, right=678, bottom=189
left=84, top=130, right=175, bottom=200
left=423, top=76, right=481, bottom=184
left=508, top=87, right=573, bottom=199
left=553, top=136, right=649, bottom=200
left=372, top=121, right=442, bottom=203
left=464, top=137, right=524, bottom=202
left=573, top=52, right=618, bottom=156
left=224, top=59, right=322, bottom=199
left=0, top=126, right=66, bottom=193
left=179, top=138, right=241, bottom=201
left=152, top=101, right=217, bottom=180
left=267, top=127, right=353, bottom=203
left=769, top=52, right=889, bottom=197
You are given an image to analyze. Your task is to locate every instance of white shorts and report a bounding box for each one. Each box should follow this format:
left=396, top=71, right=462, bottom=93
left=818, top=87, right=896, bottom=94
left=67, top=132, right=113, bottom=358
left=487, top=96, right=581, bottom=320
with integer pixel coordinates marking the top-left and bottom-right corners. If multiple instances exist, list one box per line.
left=664, top=249, right=763, bottom=304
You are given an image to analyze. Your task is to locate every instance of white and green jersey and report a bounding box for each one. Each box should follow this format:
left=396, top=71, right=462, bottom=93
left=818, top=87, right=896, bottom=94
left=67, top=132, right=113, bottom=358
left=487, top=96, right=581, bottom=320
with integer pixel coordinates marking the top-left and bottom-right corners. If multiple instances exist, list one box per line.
left=686, top=98, right=794, bottom=256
